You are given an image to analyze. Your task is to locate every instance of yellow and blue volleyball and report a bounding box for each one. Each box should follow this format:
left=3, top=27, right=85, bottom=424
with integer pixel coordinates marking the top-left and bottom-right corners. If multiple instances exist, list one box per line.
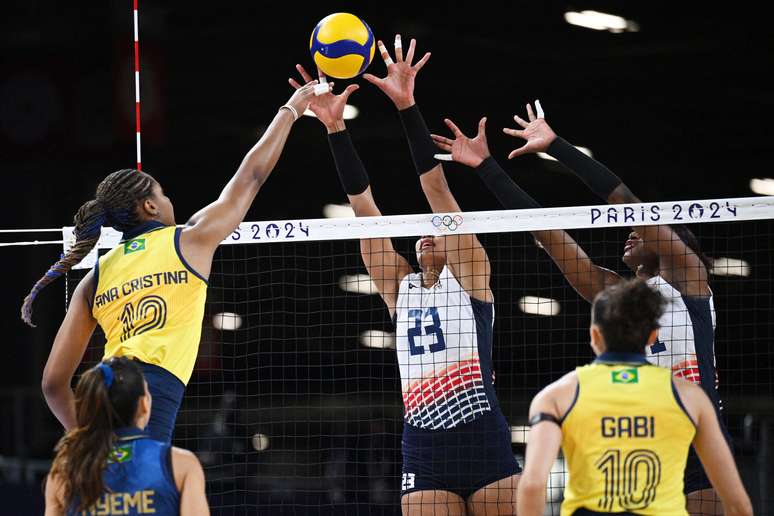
left=309, top=13, right=375, bottom=79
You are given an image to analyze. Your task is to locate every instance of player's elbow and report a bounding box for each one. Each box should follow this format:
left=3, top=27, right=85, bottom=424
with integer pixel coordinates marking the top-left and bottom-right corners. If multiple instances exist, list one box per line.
left=41, top=370, right=67, bottom=400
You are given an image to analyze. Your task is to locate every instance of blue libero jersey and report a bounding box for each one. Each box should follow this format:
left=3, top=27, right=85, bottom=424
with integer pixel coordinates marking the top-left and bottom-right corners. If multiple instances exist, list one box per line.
left=69, top=428, right=179, bottom=516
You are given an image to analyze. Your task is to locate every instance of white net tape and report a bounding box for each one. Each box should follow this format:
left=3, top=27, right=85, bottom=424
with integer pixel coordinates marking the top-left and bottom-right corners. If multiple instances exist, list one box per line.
left=62, top=196, right=774, bottom=270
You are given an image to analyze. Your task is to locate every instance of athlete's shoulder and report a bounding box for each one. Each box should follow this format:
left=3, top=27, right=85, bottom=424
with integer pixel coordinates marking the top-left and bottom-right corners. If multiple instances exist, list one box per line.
left=672, top=376, right=709, bottom=422
left=531, top=370, right=578, bottom=418
left=647, top=274, right=679, bottom=296
left=171, top=446, right=200, bottom=464
left=170, top=446, right=203, bottom=488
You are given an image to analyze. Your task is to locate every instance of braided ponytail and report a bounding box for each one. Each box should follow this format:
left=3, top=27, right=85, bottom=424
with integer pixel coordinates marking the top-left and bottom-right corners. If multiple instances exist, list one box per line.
left=21, top=169, right=156, bottom=326
left=21, top=199, right=107, bottom=326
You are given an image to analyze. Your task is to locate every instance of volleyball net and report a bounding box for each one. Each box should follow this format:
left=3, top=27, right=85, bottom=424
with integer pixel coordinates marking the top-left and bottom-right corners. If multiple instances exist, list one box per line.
left=63, top=196, right=774, bottom=515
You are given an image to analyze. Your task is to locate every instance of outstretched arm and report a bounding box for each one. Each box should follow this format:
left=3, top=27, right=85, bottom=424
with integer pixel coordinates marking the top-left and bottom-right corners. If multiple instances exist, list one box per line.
left=366, top=36, right=491, bottom=302
left=179, top=81, right=322, bottom=279
left=42, top=271, right=97, bottom=430
left=291, top=65, right=412, bottom=315
left=432, top=118, right=620, bottom=302
left=505, top=103, right=709, bottom=296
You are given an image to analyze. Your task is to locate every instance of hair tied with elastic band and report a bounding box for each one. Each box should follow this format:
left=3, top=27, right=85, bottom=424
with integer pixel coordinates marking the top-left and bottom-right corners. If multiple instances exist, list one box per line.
left=97, top=362, right=114, bottom=388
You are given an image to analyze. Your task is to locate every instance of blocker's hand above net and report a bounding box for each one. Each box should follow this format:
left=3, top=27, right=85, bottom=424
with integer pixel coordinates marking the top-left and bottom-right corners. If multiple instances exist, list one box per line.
left=431, top=117, right=491, bottom=168
left=363, top=34, right=431, bottom=110
left=503, top=100, right=557, bottom=159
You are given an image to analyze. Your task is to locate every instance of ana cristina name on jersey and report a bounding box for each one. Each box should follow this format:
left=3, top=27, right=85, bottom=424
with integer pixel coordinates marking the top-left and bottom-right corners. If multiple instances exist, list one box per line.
left=94, top=270, right=191, bottom=308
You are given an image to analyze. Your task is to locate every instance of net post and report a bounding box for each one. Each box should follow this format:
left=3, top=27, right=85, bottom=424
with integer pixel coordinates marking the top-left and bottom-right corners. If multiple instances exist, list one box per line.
left=133, top=0, right=142, bottom=170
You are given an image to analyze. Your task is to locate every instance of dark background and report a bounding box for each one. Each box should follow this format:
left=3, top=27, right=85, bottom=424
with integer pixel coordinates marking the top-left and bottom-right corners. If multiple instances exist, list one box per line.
left=2, top=1, right=773, bottom=515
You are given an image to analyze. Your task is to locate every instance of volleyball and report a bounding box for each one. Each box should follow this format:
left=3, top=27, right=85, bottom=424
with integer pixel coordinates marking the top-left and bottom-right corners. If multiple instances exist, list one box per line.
left=309, top=13, right=375, bottom=79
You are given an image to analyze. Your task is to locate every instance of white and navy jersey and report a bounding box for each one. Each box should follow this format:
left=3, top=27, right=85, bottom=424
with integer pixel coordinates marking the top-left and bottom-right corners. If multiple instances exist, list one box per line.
left=394, top=266, right=497, bottom=430
left=646, top=275, right=722, bottom=408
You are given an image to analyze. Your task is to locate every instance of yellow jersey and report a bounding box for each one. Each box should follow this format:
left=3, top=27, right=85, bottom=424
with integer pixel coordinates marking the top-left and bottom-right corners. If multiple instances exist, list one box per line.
left=561, top=353, right=696, bottom=516
left=92, top=222, right=208, bottom=385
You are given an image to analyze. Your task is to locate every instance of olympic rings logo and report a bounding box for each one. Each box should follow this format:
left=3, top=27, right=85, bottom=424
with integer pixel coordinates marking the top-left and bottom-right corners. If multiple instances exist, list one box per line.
left=431, top=214, right=463, bottom=231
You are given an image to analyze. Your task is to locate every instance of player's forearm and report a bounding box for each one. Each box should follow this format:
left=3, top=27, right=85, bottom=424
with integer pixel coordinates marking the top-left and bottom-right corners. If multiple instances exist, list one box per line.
left=515, top=480, right=547, bottom=516
left=185, top=110, right=295, bottom=230
left=237, top=109, right=296, bottom=188
left=398, top=104, right=439, bottom=176
left=398, top=104, right=461, bottom=211
left=42, top=381, right=77, bottom=430
left=546, top=137, right=625, bottom=203
left=475, top=157, right=541, bottom=210
left=327, top=128, right=377, bottom=218
left=418, top=166, right=462, bottom=214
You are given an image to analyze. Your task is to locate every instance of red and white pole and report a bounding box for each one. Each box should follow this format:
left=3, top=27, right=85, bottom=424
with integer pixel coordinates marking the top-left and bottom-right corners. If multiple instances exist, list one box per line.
left=133, top=0, right=142, bottom=170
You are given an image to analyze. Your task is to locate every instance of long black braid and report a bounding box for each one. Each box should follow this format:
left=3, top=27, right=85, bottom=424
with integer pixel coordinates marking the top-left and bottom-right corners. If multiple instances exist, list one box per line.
left=21, top=169, right=156, bottom=326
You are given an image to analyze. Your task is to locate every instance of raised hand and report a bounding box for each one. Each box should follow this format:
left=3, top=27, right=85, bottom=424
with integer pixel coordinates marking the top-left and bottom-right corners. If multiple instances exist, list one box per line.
left=503, top=101, right=557, bottom=159
left=431, top=117, right=491, bottom=168
left=363, top=35, right=431, bottom=110
left=284, top=73, right=324, bottom=118
left=289, top=64, right=357, bottom=132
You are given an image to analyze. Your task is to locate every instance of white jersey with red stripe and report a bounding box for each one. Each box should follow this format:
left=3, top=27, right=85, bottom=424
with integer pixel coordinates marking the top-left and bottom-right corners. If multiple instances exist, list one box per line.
left=394, top=266, right=496, bottom=430
left=646, top=275, right=717, bottom=384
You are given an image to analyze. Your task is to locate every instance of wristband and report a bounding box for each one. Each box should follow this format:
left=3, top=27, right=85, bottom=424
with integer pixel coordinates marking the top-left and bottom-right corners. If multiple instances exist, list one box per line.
left=279, top=104, right=299, bottom=121
left=328, top=130, right=370, bottom=195
left=398, top=104, right=439, bottom=176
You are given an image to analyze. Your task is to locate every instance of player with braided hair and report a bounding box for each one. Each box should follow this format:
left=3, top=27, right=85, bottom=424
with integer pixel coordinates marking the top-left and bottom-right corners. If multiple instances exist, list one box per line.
left=23, top=81, right=323, bottom=443
left=22, top=169, right=157, bottom=317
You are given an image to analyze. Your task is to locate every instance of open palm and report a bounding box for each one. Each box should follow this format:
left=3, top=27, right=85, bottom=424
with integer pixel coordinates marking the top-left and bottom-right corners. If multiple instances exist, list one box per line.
left=289, top=64, right=357, bottom=128
left=363, top=36, right=431, bottom=110
left=431, top=117, right=491, bottom=168
left=503, top=102, right=557, bottom=159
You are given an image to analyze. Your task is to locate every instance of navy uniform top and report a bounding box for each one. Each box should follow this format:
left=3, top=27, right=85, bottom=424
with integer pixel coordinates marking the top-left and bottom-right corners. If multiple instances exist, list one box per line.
left=69, top=427, right=180, bottom=516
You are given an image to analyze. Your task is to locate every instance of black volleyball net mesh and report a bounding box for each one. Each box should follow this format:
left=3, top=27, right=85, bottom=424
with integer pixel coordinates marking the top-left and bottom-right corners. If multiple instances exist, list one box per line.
left=65, top=196, right=774, bottom=515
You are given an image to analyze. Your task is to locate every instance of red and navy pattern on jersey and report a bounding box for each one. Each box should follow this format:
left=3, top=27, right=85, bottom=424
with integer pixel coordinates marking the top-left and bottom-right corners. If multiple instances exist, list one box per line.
left=395, top=266, right=496, bottom=430
left=402, top=357, right=490, bottom=429
left=646, top=275, right=717, bottom=386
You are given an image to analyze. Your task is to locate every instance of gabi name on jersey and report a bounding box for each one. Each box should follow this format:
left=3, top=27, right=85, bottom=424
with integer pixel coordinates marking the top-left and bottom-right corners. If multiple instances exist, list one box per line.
left=95, top=270, right=190, bottom=308
left=601, top=415, right=656, bottom=438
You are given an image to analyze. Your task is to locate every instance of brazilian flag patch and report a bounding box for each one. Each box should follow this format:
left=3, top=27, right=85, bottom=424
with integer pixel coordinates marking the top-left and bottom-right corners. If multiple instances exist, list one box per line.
left=108, top=444, right=133, bottom=464
left=124, top=238, right=146, bottom=255
left=612, top=368, right=639, bottom=384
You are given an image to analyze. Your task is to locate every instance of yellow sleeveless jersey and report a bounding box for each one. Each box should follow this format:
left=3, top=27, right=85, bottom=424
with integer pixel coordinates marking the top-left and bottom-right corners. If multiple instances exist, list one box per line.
left=92, top=224, right=208, bottom=385
left=561, top=355, right=696, bottom=516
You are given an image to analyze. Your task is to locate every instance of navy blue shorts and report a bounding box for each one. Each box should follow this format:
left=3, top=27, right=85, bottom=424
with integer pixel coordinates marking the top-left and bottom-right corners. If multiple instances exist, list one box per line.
left=684, top=446, right=715, bottom=494
left=137, top=361, right=185, bottom=444
left=401, top=410, right=521, bottom=500
left=683, top=407, right=733, bottom=494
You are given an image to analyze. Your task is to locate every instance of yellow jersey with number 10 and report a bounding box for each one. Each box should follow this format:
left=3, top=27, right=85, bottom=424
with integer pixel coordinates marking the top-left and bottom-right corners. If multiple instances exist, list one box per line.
left=92, top=224, right=208, bottom=385
left=560, top=357, right=696, bottom=516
